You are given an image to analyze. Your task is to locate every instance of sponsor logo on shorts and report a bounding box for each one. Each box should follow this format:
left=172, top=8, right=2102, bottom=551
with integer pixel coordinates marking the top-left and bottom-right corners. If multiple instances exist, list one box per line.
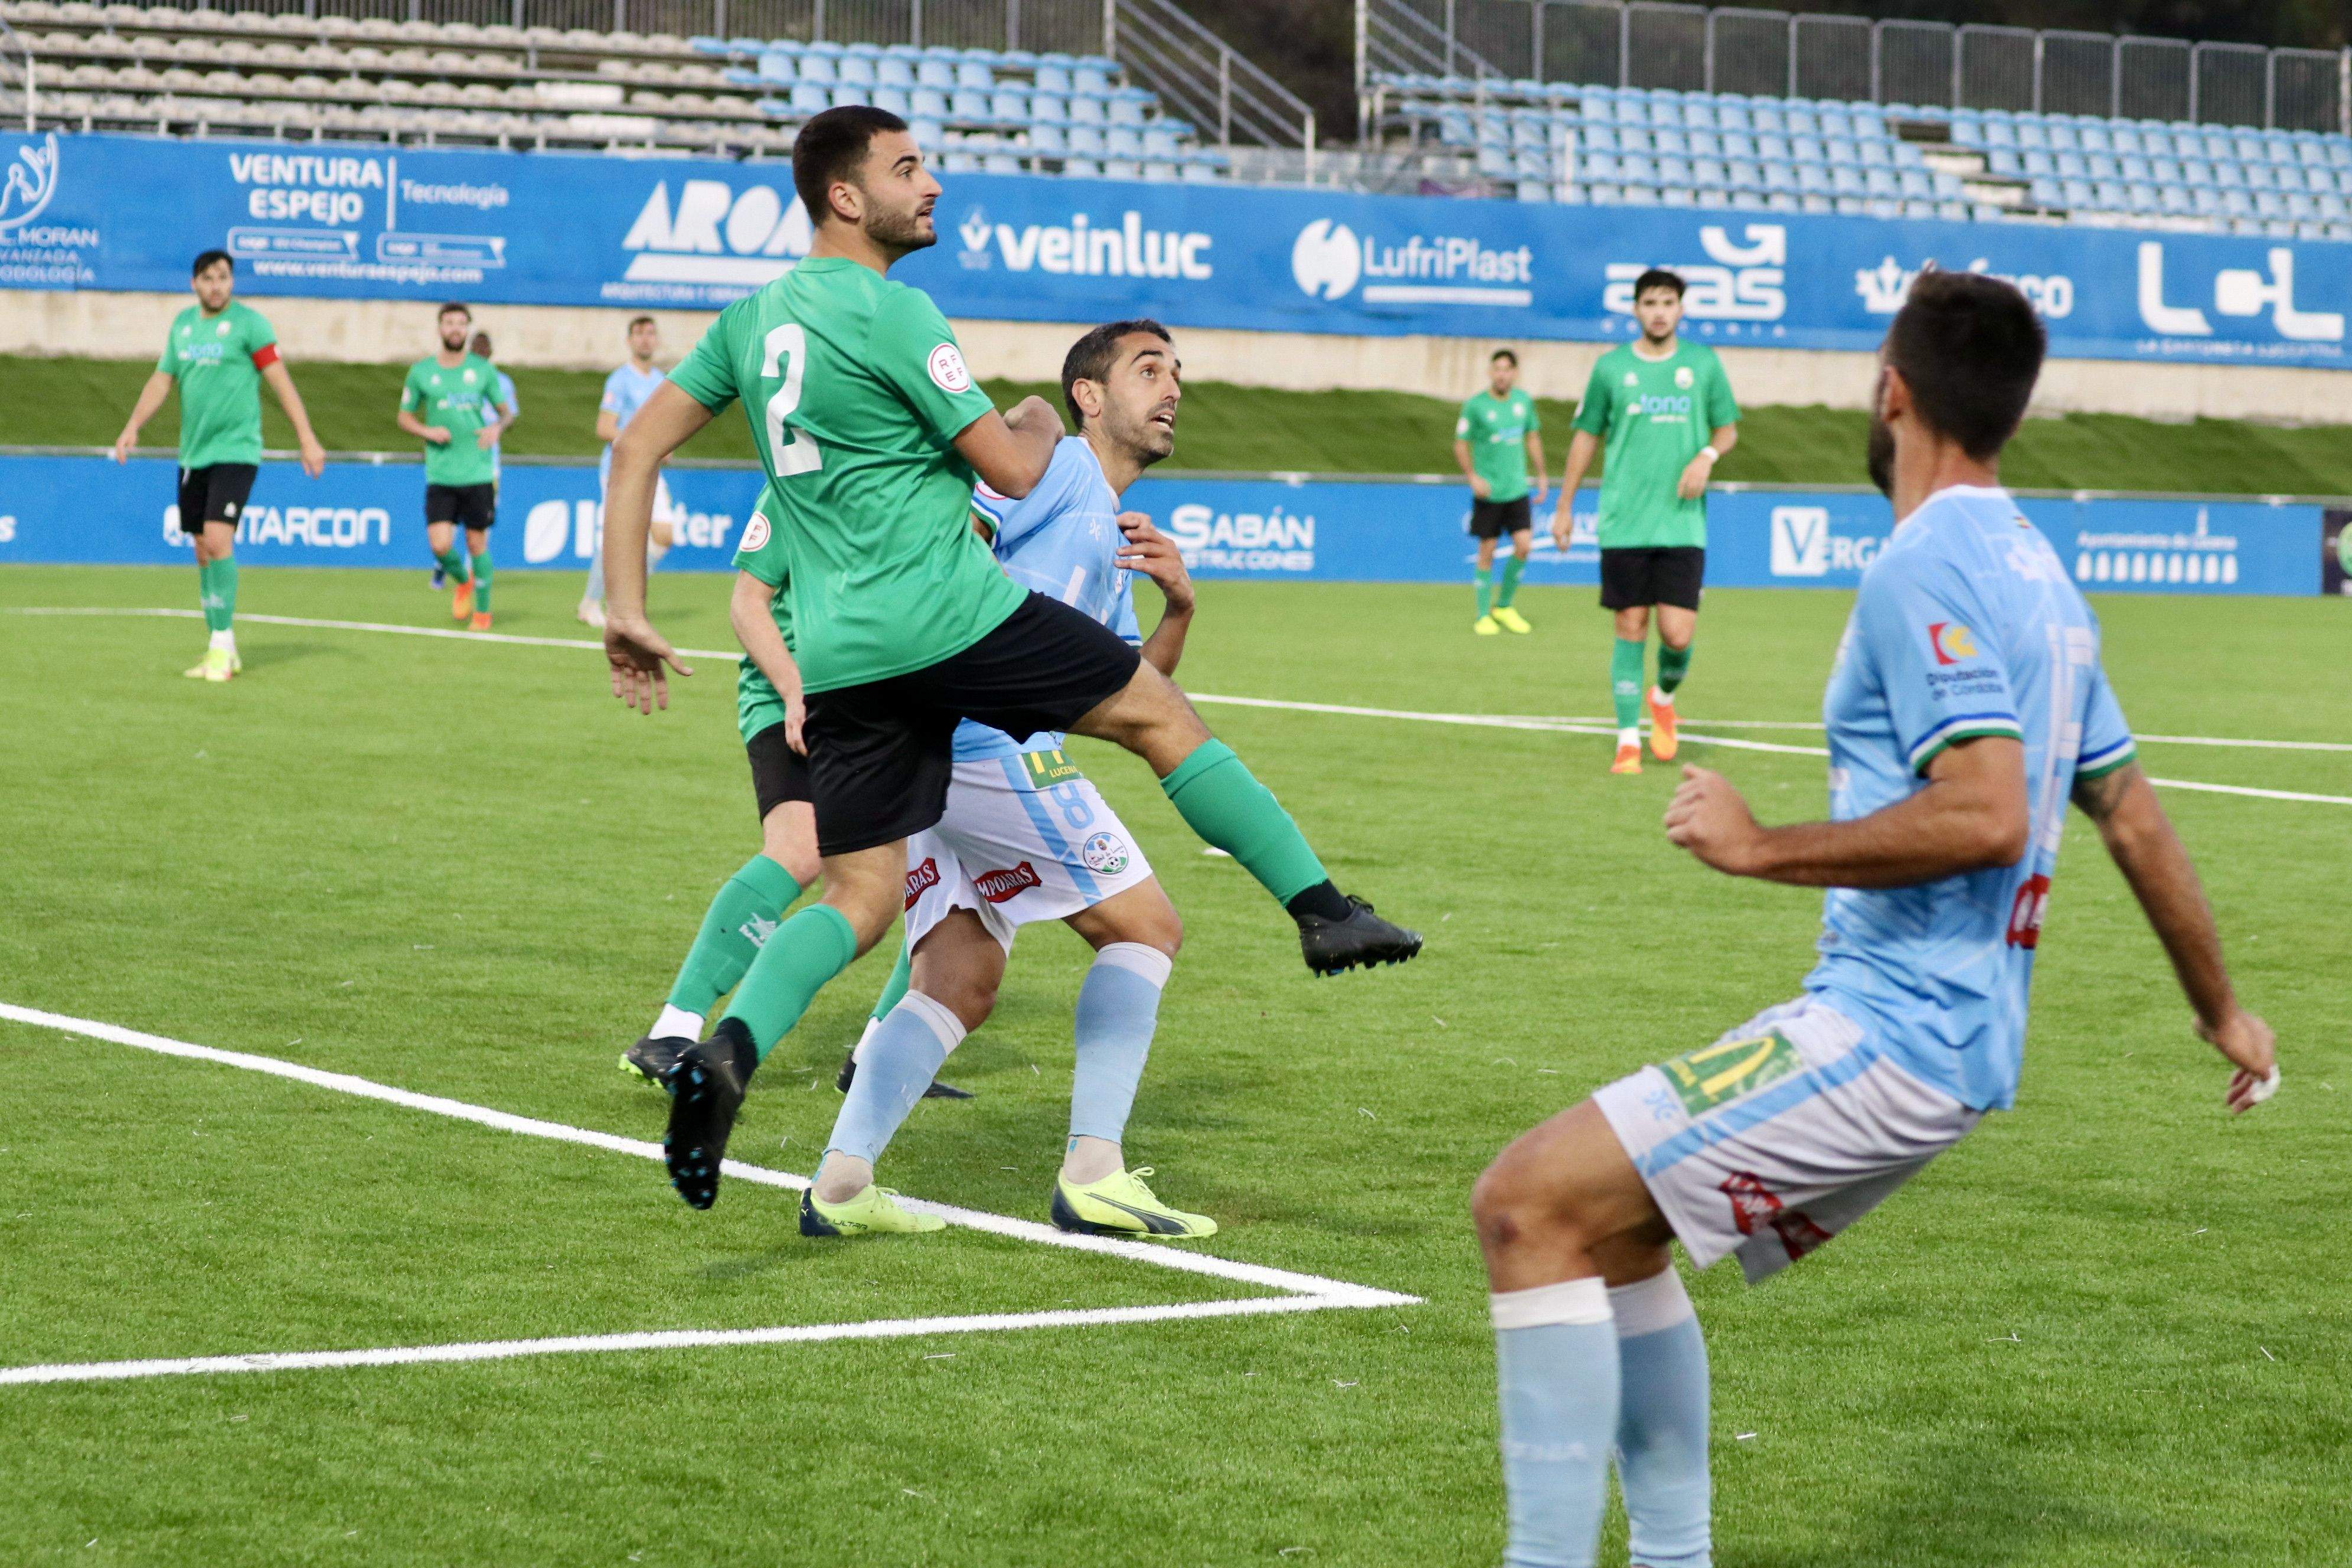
left=972, top=861, right=1042, bottom=903
left=1080, top=832, right=1129, bottom=876
left=1928, top=620, right=1978, bottom=665
left=1720, top=1172, right=1833, bottom=1260
left=1018, top=748, right=1082, bottom=788
left=1658, top=1030, right=1801, bottom=1118
left=904, top=856, right=940, bottom=911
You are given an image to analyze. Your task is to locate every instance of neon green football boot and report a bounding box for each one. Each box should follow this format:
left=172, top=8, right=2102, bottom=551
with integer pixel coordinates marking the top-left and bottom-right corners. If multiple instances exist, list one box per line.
left=798, top=1184, right=945, bottom=1237
left=1050, top=1167, right=1218, bottom=1239
left=182, top=646, right=234, bottom=682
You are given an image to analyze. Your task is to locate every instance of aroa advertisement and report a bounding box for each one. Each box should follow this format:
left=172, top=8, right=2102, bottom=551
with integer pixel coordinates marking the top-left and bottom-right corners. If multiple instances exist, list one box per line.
left=5, top=132, right=2352, bottom=365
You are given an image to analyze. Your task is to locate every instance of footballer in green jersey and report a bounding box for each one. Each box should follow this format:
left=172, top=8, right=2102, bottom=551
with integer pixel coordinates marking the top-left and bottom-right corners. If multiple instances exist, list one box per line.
left=397, top=302, right=511, bottom=631
left=1555, top=269, right=1740, bottom=774
left=1453, top=347, right=1547, bottom=636
left=112, top=249, right=327, bottom=682
left=594, top=106, right=1419, bottom=1216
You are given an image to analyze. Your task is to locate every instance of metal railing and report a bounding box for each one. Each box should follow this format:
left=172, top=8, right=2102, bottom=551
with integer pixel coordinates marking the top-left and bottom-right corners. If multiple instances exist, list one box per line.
left=1361, top=0, right=2352, bottom=134
left=1108, top=0, right=1316, bottom=155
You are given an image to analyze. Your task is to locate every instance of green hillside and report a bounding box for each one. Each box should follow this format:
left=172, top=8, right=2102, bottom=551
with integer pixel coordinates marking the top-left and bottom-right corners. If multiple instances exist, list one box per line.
left=12, top=353, right=2349, bottom=497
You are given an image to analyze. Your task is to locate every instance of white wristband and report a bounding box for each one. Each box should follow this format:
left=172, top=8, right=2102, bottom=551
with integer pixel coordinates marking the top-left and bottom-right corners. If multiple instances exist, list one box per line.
left=1698, top=445, right=1720, bottom=463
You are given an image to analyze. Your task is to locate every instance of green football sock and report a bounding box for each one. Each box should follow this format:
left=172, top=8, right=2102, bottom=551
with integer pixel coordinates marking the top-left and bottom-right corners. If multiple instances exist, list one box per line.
left=195, top=558, right=222, bottom=632
left=435, top=544, right=471, bottom=582
left=1475, top=567, right=1494, bottom=618
left=1611, top=638, right=1647, bottom=730
left=870, top=941, right=912, bottom=1024
left=1498, top=554, right=1526, bottom=609
left=1158, top=740, right=1329, bottom=907
left=665, top=854, right=803, bottom=1017
left=214, top=555, right=237, bottom=631
left=469, top=549, right=492, bottom=615
left=1657, top=639, right=1692, bottom=695
left=718, top=903, right=858, bottom=1061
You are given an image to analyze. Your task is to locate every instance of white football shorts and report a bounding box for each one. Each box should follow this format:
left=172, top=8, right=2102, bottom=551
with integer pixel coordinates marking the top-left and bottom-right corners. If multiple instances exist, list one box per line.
left=903, top=750, right=1155, bottom=953
left=1594, top=995, right=1981, bottom=1283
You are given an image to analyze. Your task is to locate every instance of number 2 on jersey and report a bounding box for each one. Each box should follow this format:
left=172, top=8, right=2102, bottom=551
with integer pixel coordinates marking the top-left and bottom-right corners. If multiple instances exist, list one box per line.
left=761, top=322, right=822, bottom=477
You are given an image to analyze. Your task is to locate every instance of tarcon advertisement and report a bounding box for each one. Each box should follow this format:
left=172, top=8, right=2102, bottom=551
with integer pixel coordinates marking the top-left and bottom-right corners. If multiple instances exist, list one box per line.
left=2, top=132, right=2350, bottom=363
left=0, top=453, right=2322, bottom=595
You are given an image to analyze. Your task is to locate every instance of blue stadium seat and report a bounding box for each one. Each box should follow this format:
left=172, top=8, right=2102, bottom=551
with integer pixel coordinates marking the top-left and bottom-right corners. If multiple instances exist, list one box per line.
left=1067, top=124, right=1106, bottom=156
left=956, top=60, right=994, bottom=90
left=1620, top=153, right=1658, bottom=184
left=837, top=55, right=876, bottom=87
left=2150, top=156, right=2183, bottom=184
left=1726, top=159, right=1763, bottom=191
left=1683, top=102, right=1716, bottom=130
left=1717, top=103, right=1752, bottom=132
left=2093, top=179, right=2129, bottom=210
left=1515, top=148, right=1551, bottom=181
left=1659, top=154, right=1693, bottom=185
left=1619, top=127, right=1654, bottom=154
left=796, top=52, right=837, bottom=85
left=1107, top=91, right=1149, bottom=127
left=1069, top=94, right=1105, bottom=126
left=2086, top=152, right=2120, bottom=180
left=1899, top=168, right=1932, bottom=198
left=1074, top=65, right=1113, bottom=95
left=1476, top=144, right=1511, bottom=178
left=1031, top=92, right=1069, bottom=125
left=912, top=87, right=950, bottom=120
left=1582, top=124, right=1618, bottom=153
left=1750, top=104, right=1784, bottom=133
left=950, top=89, right=991, bottom=120
left=1513, top=115, right=1547, bottom=148
left=1622, top=184, right=1661, bottom=206
left=1785, top=107, right=1817, bottom=134
left=1985, top=120, right=2017, bottom=148
left=1792, top=135, right=1826, bottom=164
left=1655, top=128, right=1688, bottom=155
left=917, top=57, right=955, bottom=89
left=988, top=90, right=1026, bottom=122
left=1028, top=123, right=1067, bottom=153
left=1582, top=151, right=1620, bottom=181
left=1034, top=64, right=1072, bottom=94
left=1721, top=130, right=1755, bottom=159
left=877, top=57, right=915, bottom=88
left=2246, top=164, right=2277, bottom=191
left=1142, top=126, right=1182, bottom=159
left=789, top=83, right=828, bottom=115
left=873, top=86, right=911, bottom=115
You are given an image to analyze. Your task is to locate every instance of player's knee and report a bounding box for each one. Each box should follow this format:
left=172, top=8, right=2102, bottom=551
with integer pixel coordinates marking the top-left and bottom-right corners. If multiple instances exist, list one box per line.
left=922, top=972, right=997, bottom=1032
left=1472, top=1142, right=1587, bottom=1256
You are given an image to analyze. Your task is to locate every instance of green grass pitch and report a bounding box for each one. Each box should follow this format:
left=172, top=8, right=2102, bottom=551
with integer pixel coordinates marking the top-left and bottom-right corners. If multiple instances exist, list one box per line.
left=1, top=563, right=2347, bottom=1566
left=12, top=350, right=2352, bottom=495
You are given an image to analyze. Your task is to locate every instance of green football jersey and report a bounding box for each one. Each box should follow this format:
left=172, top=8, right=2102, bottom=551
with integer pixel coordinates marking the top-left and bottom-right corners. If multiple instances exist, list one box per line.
left=1455, top=387, right=1540, bottom=503
left=668, top=256, right=1018, bottom=695
left=733, top=483, right=801, bottom=745
left=400, top=352, right=501, bottom=487
left=1570, top=341, right=1739, bottom=548
left=158, top=300, right=276, bottom=469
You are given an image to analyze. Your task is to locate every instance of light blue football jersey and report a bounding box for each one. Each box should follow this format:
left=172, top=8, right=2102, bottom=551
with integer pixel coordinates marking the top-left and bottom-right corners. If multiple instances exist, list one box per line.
left=597, top=362, right=667, bottom=486
left=1804, top=484, right=2136, bottom=1112
left=952, top=437, right=1141, bottom=763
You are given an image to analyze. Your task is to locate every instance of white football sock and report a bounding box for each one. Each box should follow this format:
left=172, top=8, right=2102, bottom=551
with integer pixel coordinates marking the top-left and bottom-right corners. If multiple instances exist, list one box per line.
left=651, top=1002, right=704, bottom=1041
left=1618, top=726, right=1640, bottom=748
left=1651, top=685, right=1674, bottom=707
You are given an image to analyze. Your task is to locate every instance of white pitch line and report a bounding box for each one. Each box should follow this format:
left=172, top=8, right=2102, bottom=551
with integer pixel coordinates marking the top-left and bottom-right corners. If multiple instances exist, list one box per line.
left=15, top=607, right=2347, bottom=792
left=0, top=1296, right=1355, bottom=1389
left=0, top=1002, right=1415, bottom=1310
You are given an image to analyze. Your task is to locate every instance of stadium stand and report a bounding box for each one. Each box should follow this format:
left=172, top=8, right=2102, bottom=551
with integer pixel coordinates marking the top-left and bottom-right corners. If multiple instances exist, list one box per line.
left=1369, top=76, right=2352, bottom=241
left=0, top=0, right=1231, bottom=178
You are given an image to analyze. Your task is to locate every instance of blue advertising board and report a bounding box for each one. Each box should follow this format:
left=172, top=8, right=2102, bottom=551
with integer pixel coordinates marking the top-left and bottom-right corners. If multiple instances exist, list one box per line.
left=0, top=131, right=2348, bottom=365
left=0, top=453, right=2320, bottom=596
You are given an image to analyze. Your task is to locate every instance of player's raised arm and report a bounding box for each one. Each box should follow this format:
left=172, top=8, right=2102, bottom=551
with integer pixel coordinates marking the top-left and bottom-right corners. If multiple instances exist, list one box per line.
left=602, top=379, right=713, bottom=713
left=1116, top=511, right=1195, bottom=676
left=2070, top=760, right=2277, bottom=1110
left=952, top=394, right=1061, bottom=499
left=259, top=358, right=327, bottom=478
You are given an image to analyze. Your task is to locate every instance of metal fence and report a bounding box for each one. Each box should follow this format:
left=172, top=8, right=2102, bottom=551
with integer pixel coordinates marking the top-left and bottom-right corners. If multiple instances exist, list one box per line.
left=211, top=0, right=1112, bottom=54
left=1362, top=0, right=2352, bottom=133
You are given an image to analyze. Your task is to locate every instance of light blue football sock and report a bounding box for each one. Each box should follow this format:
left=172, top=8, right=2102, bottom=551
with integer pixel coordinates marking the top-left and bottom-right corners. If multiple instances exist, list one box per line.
left=1067, top=943, right=1172, bottom=1145
left=824, top=991, right=963, bottom=1165
left=1612, top=1270, right=1713, bottom=1568
left=1494, top=1277, right=1619, bottom=1568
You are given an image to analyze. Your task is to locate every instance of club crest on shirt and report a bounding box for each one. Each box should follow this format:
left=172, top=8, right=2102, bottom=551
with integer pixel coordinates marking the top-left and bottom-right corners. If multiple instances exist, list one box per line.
left=1674, top=365, right=1694, bottom=388
left=740, top=512, right=771, bottom=553
left=1928, top=621, right=1978, bottom=665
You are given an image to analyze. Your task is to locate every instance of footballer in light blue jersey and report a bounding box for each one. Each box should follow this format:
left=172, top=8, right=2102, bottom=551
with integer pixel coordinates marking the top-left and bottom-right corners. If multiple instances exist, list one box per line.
left=1472, top=275, right=2276, bottom=1568
left=1805, top=483, right=2135, bottom=1112
left=582, top=316, right=672, bottom=625
left=953, top=436, right=1144, bottom=764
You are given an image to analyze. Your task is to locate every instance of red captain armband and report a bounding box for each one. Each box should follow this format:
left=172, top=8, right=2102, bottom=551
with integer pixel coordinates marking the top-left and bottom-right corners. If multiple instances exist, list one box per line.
left=250, top=342, right=281, bottom=370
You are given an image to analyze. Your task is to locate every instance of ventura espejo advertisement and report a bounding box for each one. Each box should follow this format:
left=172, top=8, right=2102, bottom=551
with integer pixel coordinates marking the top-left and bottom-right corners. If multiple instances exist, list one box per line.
left=1, top=131, right=2349, bottom=365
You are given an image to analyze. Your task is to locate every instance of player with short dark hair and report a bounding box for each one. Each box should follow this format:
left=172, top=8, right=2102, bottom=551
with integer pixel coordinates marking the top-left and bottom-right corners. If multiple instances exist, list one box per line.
left=817, top=317, right=1214, bottom=1240
left=1553, top=268, right=1739, bottom=773
left=1455, top=347, right=1546, bottom=636
left=1472, top=271, right=2278, bottom=1568
left=397, top=302, right=508, bottom=631
left=112, top=249, right=327, bottom=681
left=597, top=104, right=1419, bottom=1215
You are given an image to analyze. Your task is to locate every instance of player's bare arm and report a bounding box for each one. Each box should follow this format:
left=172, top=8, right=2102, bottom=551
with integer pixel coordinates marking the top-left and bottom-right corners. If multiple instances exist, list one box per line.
left=600, top=380, right=713, bottom=713
left=396, top=408, right=450, bottom=445
left=113, top=371, right=175, bottom=463
left=1116, top=511, right=1194, bottom=676
left=1677, top=422, right=1737, bottom=501
left=952, top=396, right=1060, bottom=499
left=257, top=359, right=327, bottom=478
left=728, top=570, right=808, bottom=754
left=1525, top=427, right=1549, bottom=505
left=1664, top=736, right=2028, bottom=887
left=2070, top=761, right=2277, bottom=1110
left=1453, top=437, right=1489, bottom=500
left=1554, top=429, right=1599, bottom=548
